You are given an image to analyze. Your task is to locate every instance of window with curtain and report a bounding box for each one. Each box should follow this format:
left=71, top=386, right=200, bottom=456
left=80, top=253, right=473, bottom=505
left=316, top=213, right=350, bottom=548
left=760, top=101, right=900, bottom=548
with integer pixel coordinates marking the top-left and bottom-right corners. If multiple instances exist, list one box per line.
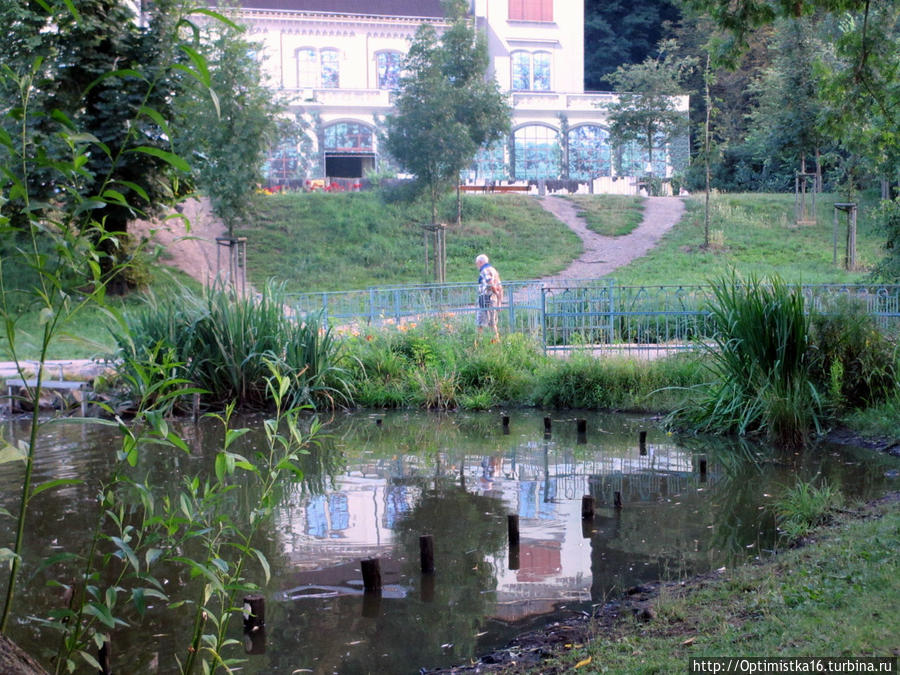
left=509, top=0, right=553, bottom=21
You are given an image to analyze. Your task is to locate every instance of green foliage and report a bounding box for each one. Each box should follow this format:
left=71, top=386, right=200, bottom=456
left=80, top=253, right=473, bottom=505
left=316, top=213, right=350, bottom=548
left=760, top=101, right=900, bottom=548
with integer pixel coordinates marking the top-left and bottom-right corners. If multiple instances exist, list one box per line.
left=238, top=191, right=580, bottom=290
left=606, top=40, right=696, bottom=175
left=111, top=282, right=353, bottom=411
left=772, top=479, right=843, bottom=540
left=808, top=294, right=898, bottom=410
left=172, top=12, right=284, bottom=235
left=383, top=16, right=510, bottom=222
left=671, top=274, right=824, bottom=447
left=872, top=198, right=900, bottom=282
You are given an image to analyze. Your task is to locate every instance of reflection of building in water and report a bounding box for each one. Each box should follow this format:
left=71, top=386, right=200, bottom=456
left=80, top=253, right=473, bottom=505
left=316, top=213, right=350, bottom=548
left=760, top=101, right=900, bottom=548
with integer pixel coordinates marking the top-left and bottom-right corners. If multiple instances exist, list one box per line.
left=273, top=438, right=720, bottom=621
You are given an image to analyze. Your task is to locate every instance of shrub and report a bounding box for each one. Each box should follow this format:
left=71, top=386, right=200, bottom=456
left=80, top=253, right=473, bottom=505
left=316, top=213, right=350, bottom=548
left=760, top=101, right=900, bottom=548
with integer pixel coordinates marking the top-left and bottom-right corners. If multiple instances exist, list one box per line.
left=808, top=294, right=898, bottom=410
left=672, top=274, right=824, bottom=447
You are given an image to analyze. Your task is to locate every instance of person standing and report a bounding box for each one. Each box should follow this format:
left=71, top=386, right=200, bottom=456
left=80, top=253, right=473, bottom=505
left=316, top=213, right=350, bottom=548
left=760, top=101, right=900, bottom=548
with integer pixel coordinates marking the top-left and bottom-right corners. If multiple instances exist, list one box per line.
left=475, top=253, right=503, bottom=343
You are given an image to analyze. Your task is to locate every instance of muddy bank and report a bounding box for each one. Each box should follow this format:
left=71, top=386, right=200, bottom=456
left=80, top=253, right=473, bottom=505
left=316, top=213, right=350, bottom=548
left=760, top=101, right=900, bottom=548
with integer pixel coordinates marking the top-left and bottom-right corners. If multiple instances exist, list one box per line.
left=425, top=492, right=900, bottom=674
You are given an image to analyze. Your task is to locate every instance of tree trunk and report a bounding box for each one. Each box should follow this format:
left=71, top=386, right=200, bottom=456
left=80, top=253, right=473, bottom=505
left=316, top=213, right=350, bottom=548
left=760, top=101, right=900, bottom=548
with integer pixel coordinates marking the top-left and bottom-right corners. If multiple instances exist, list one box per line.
left=0, top=635, right=49, bottom=675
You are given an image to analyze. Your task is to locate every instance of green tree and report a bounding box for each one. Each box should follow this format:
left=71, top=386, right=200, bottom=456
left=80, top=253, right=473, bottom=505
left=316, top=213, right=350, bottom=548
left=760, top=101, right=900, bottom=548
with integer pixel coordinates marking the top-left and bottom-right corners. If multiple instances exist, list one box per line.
left=584, top=0, right=682, bottom=90
left=172, top=13, right=283, bottom=237
left=606, top=40, right=696, bottom=183
left=383, top=7, right=510, bottom=224
left=0, top=0, right=194, bottom=289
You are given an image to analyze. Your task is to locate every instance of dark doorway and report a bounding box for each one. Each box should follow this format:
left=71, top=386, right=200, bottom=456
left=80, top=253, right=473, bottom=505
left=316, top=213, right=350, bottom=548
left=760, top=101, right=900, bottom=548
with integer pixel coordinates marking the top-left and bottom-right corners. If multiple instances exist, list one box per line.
left=325, top=153, right=375, bottom=178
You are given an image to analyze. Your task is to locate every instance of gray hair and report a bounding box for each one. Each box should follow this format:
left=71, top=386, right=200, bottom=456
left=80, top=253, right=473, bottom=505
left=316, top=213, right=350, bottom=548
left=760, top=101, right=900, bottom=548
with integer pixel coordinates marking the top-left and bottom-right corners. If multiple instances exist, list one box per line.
left=475, top=254, right=489, bottom=266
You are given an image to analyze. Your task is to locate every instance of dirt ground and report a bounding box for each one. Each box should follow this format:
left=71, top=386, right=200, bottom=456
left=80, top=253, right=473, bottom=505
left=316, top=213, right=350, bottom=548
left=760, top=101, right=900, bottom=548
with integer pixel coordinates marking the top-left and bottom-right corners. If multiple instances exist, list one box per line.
left=537, top=196, right=686, bottom=282
left=131, top=197, right=229, bottom=286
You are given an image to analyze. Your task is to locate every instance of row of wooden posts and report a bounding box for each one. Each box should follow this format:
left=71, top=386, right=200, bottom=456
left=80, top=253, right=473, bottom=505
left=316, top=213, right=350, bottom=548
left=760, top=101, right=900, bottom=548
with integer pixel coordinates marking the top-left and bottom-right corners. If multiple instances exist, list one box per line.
left=197, top=424, right=709, bottom=662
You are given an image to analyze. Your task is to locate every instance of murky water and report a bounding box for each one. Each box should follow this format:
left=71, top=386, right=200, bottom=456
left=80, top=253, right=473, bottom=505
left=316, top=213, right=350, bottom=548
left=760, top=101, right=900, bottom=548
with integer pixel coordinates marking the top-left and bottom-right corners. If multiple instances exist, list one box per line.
left=1, top=410, right=897, bottom=674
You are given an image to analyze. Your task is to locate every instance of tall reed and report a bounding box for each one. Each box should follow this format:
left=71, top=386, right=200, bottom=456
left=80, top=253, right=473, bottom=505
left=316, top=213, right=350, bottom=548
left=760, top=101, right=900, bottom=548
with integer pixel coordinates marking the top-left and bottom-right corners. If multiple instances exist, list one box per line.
left=673, top=274, right=824, bottom=447
left=112, top=282, right=352, bottom=411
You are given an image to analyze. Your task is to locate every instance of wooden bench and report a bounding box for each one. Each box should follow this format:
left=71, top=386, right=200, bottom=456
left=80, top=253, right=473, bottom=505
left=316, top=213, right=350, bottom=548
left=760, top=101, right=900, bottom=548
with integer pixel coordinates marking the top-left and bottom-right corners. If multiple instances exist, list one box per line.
left=5, top=364, right=91, bottom=416
left=458, top=184, right=532, bottom=194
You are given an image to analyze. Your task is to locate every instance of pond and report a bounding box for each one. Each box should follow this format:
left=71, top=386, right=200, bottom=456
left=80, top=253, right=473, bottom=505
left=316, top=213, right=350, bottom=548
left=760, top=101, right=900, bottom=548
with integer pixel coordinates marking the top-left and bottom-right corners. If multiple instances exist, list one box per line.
left=1, top=410, right=897, bottom=674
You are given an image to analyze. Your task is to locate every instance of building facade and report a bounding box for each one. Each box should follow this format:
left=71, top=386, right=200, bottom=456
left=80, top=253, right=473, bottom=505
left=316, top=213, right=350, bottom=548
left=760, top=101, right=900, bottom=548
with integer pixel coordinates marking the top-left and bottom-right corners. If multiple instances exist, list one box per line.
left=235, top=0, right=688, bottom=188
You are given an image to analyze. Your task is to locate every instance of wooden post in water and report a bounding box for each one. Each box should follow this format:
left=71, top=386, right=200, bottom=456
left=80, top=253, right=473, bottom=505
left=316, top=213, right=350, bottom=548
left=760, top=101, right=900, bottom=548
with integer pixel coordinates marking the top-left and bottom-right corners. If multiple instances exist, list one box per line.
left=543, top=416, right=552, bottom=435
left=502, top=415, right=510, bottom=434
left=507, top=514, right=520, bottom=546
left=508, top=544, right=520, bottom=571
left=699, top=455, right=708, bottom=482
left=577, top=418, right=587, bottom=444
left=639, top=430, right=647, bottom=455
left=361, top=558, right=382, bottom=592
left=98, top=634, right=111, bottom=675
left=614, top=491, right=623, bottom=509
left=244, top=628, right=266, bottom=655
left=420, top=573, right=435, bottom=603
left=242, top=595, right=266, bottom=632
left=420, top=534, right=435, bottom=574
left=192, top=392, right=200, bottom=423
left=581, top=495, right=595, bottom=520
left=375, top=417, right=383, bottom=426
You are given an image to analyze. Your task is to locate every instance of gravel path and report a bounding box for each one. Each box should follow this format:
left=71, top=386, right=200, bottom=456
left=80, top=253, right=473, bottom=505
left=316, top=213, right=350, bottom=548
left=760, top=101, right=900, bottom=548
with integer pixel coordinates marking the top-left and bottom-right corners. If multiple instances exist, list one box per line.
left=537, top=195, right=686, bottom=282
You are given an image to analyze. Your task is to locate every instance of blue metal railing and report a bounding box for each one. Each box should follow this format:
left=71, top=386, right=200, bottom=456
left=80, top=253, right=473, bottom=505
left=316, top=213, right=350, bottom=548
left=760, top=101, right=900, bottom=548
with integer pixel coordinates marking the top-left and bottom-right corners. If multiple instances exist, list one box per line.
left=286, top=281, right=900, bottom=353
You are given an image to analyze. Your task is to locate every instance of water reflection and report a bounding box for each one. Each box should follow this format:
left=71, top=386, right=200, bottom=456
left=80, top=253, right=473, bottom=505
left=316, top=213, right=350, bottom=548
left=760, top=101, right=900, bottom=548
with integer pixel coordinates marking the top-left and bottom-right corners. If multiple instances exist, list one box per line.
left=0, top=410, right=897, bottom=674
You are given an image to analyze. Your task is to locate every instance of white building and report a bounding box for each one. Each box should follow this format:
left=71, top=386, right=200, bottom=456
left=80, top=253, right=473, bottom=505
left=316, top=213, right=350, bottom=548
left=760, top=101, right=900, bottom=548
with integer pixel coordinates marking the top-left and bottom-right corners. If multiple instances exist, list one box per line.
left=231, top=0, right=688, bottom=187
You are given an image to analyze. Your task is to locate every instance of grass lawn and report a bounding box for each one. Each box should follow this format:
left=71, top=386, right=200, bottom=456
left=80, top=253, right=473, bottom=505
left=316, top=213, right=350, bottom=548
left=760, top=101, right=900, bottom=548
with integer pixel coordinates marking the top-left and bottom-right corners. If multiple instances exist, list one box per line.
left=611, top=192, right=888, bottom=286
left=564, top=194, right=645, bottom=236
left=237, top=191, right=582, bottom=292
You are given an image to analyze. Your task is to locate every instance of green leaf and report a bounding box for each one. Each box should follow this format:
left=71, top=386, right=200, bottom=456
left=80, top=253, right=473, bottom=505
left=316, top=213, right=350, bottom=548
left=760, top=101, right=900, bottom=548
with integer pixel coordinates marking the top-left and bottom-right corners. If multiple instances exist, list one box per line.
left=187, top=8, right=242, bottom=30
left=252, top=548, right=271, bottom=585
left=0, top=442, right=27, bottom=465
left=145, top=548, right=164, bottom=566
left=31, top=478, right=82, bottom=498
left=179, top=45, right=211, bottom=87
left=77, top=650, right=102, bottom=671
left=128, top=146, right=191, bottom=173
left=132, top=587, right=146, bottom=617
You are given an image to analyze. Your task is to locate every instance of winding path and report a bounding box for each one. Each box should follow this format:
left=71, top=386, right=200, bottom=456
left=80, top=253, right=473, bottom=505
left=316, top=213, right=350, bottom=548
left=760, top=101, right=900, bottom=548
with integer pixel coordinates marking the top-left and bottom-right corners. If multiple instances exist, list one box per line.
left=537, top=195, right=686, bottom=282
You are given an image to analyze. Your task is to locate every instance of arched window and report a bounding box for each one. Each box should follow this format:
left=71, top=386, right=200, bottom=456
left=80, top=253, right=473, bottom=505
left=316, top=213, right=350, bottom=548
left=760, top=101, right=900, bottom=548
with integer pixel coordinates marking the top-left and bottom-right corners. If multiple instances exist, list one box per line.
left=514, top=125, right=560, bottom=179
left=324, top=122, right=374, bottom=153
left=376, top=51, right=402, bottom=89
left=568, top=125, right=611, bottom=180
left=320, top=49, right=340, bottom=89
left=511, top=50, right=551, bottom=91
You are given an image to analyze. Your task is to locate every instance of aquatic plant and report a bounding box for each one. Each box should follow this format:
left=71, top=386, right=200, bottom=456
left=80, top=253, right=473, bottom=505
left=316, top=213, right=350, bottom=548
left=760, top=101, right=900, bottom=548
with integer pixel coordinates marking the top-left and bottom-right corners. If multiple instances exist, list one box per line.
left=671, top=273, right=824, bottom=447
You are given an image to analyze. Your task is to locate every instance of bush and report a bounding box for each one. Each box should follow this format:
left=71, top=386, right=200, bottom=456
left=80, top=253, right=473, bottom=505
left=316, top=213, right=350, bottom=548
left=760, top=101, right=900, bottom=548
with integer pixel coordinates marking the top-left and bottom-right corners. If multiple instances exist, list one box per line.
left=809, top=294, right=898, bottom=410
left=671, top=274, right=824, bottom=447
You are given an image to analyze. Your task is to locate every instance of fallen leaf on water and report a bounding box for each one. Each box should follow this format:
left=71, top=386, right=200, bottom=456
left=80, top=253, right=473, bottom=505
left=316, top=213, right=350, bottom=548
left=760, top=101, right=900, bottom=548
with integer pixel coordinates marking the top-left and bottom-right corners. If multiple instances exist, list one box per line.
left=574, top=656, right=592, bottom=669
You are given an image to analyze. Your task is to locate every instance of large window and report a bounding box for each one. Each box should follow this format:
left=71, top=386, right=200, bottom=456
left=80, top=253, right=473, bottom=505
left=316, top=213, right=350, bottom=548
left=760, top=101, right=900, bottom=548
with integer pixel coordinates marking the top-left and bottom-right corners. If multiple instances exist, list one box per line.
left=324, top=122, right=374, bottom=153
left=511, top=50, right=551, bottom=91
left=320, top=49, right=340, bottom=89
left=509, top=0, right=553, bottom=21
left=469, top=139, right=508, bottom=181
left=618, top=139, right=667, bottom=176
left=568, top=125, right=611, bottom=180
left=376, top=51, right=402, bottom=90
left=514, top=125, right=560, bottom=179
left=296, top=48, right=317, bottom=88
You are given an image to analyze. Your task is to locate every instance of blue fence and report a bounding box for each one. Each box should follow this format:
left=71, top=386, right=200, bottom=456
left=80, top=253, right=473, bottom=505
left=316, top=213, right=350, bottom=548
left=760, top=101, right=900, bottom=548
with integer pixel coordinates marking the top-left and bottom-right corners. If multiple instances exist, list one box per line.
left=287, top=281, right=900, bottom=354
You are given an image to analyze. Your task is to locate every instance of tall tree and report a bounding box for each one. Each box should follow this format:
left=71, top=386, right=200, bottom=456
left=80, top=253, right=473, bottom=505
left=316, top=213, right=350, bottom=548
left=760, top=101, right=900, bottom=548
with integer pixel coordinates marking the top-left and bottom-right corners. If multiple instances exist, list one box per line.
left=0, top=0, right=195, bottom=288
left=584, top=0, right=682, bottom=90
left=384, top=5, right=510, bottom=224
left=605, top=40, right=696, bottom=181
left=172, top=13, right=284, bottom=237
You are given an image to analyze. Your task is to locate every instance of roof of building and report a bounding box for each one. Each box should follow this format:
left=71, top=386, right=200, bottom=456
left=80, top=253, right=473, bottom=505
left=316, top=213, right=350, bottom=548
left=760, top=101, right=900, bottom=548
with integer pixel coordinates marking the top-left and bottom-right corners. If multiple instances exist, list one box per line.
left=234, top=0, right=446, bottom=17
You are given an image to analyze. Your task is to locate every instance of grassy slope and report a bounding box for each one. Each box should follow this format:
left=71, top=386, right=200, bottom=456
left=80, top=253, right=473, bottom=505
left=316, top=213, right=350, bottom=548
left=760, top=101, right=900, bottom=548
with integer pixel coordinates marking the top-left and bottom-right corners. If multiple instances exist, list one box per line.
left=539, top=497, right=899, bottom=674
left=565, top=195, right=645, bottom=236
left=236, top=191, right=582, bottom=292
left=611, top=192, right=887, bottom=286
